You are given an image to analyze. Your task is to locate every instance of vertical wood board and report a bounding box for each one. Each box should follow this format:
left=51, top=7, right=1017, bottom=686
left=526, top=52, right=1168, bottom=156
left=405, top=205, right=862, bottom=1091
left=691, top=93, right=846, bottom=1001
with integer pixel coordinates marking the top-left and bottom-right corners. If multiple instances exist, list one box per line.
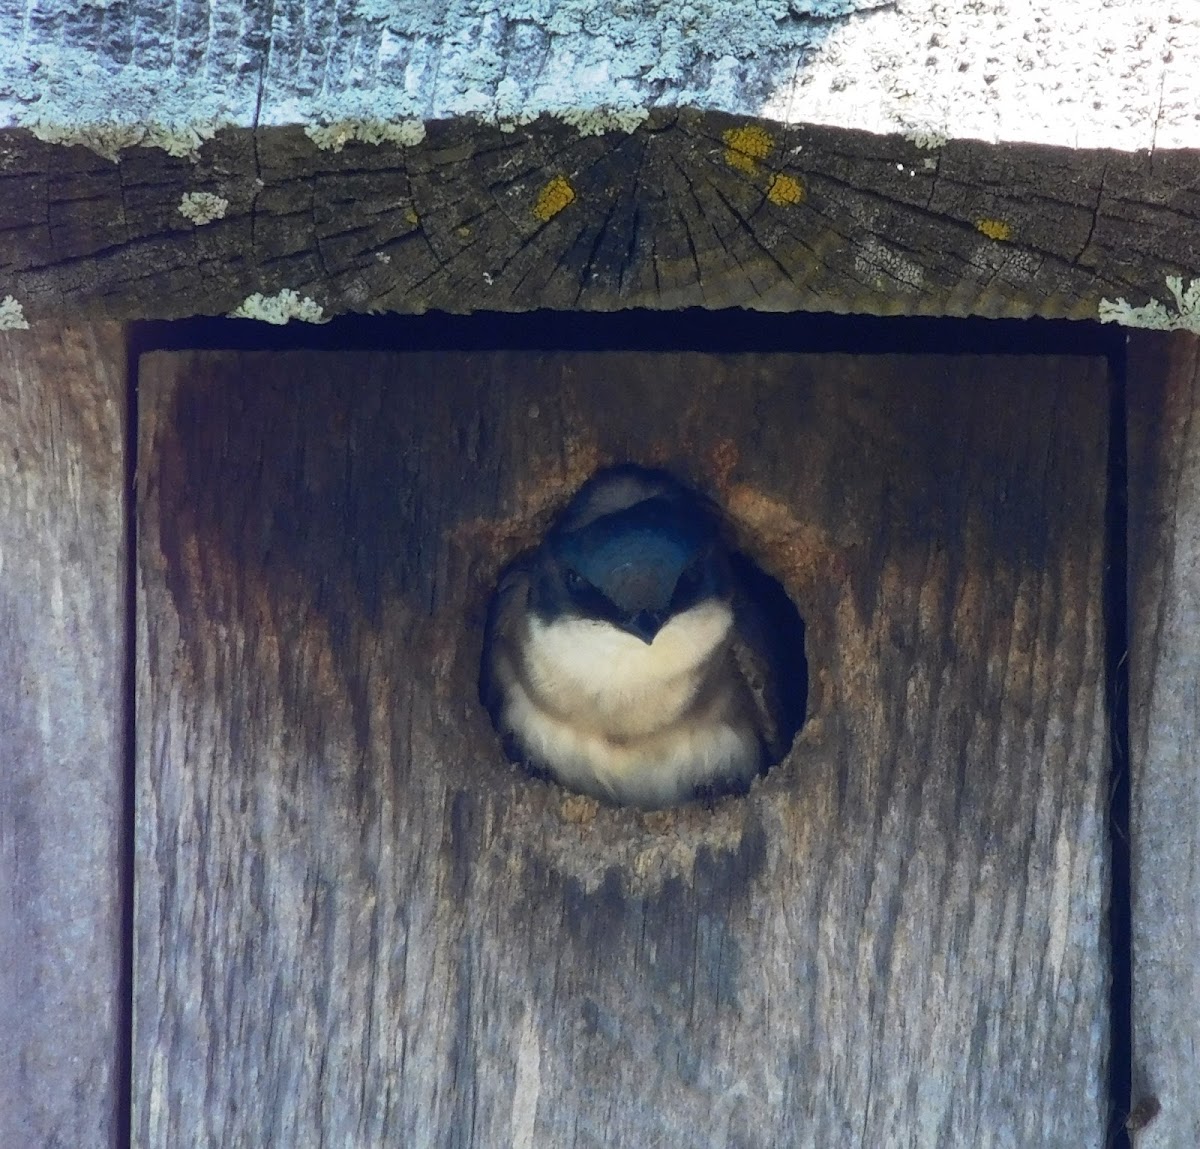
left=135, top=350, right=1111, bottom=1147
left=0, top=324, right=128, bottom=1149
left=1128, top=331, right=1200, bottom=1147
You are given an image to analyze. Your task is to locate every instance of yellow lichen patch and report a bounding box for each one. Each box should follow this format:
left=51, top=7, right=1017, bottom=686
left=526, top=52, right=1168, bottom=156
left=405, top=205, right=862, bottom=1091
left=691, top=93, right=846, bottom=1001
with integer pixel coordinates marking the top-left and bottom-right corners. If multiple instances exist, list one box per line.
left=723, top=125, right=774, bottom=174
left=534, top=175, right=576, bottom=221
left=975, top=218, right=1012, bottom=241
left=404, top=208, right=419, bottom=225
left=767, top=172, right=805, bottom=206
left=456, top=226, right=471, bottom=238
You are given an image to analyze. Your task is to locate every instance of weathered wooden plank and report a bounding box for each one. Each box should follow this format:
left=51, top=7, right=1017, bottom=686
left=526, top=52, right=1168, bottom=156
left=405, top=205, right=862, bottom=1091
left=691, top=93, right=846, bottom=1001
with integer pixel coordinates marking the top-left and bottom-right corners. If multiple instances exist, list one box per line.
left=0, top=324, right=128, bottom=1149
left=2, top=120, right=1198, bottom=326
left=1128, top=331, right=1200, bottom=1147
left=5, top=0, right=1198, bottom=325
left=5, top=0, right=1195, bottom=154
left=135, top=349, right=1111, bottom=1147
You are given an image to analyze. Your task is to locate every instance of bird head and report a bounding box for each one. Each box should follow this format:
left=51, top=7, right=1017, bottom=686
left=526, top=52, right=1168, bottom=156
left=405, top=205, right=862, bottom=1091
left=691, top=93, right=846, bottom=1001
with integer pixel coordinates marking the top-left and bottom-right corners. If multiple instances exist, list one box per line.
left=532, top=466, right=729, bottom=644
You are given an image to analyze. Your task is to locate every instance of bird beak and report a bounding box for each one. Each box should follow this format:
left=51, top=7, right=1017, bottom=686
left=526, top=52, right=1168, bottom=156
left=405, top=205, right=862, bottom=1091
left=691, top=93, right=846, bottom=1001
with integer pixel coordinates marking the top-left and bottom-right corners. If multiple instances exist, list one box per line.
left=622, top=610, right=665, bottom=644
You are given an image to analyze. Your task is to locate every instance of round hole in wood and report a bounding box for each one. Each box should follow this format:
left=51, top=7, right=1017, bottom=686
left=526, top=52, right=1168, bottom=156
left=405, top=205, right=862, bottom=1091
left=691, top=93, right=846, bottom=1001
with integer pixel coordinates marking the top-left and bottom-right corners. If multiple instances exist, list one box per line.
left=479, top=463, right=807, bottom=810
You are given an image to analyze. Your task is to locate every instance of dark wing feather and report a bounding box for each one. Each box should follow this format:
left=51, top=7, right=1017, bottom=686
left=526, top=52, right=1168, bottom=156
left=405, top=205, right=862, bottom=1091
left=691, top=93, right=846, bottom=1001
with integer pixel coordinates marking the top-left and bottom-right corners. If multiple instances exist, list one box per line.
left=728, top=552, right=808, bottom=764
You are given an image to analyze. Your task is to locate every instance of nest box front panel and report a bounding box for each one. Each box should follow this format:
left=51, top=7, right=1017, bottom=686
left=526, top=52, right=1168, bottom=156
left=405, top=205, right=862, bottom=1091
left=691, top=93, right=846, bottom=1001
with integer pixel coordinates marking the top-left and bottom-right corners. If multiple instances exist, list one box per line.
left=134, top=349, right=1110, bottom=1147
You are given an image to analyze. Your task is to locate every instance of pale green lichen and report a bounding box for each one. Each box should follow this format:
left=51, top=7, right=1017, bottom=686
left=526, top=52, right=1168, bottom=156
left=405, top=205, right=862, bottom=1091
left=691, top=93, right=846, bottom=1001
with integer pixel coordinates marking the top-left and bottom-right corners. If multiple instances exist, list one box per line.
left=1098, top=276, right=1200, bottom=333
left=0, top=295, right=30, bottom=330
left=229, top=289, right=328, bottom=325
left=304, top=119, right=427, bottom=152
left=904, top=126, right=948, bottom=150
left=8, top=0, right=891, bottom=161
left=556, top=106, right=650, bottom=136
left=493, top=77, right=538, bottom=132
left=30, top=120, right=215, bottom=162
left=6, top=0, right=889, bottom=161
left=178, top=192, right=229, bottom=225
left=30, top=121, right=145, bottom=159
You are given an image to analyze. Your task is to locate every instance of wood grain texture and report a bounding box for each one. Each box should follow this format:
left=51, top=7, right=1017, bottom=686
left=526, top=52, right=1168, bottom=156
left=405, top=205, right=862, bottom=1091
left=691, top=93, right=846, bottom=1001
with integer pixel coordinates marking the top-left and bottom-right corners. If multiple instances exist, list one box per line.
left=0, top=324, right=128, bottom=1149
left=1127, top=331, right=1200, bottom=1148
left=2, top=118, right=1198, bottom=325
left=3, top=0, right=1195, bottom=152
left=135, top=349, right=1111, bottom=1147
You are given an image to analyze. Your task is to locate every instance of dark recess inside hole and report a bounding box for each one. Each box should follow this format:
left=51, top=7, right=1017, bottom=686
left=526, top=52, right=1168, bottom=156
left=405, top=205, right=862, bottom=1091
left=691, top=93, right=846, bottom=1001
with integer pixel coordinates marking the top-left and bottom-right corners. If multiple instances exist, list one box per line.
left=729, top=549, right=809, bottom=769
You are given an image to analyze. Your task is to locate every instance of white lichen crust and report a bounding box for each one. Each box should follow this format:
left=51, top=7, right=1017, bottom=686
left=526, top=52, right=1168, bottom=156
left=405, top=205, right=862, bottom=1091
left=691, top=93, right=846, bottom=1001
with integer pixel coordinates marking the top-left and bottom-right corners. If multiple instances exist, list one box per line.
left=1099, top=276, right=1200, bottom=333
left=556, top=106, right=651, bottom=137
left=0, top=295, right=30, bottom=330
left=30, top=120, right=217, bottom=163
left=228, top=289, right=328, bottom=325
left=304, top=120, right=427, bottom=152
left=178, top=192, right=229, bottom=225
left=5, top=0, right=1196, bottom=158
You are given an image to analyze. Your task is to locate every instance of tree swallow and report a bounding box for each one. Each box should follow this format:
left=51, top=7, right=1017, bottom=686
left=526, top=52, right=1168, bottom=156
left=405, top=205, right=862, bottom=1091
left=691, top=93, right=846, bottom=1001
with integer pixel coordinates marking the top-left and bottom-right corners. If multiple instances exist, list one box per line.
left=480, top=464, right=804, bottom=809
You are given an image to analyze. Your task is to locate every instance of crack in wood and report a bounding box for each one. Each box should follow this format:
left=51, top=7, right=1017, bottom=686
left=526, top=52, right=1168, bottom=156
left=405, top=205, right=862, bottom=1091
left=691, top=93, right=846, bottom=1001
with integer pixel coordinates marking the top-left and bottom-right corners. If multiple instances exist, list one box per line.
left=4, top=117, right=1198, bottom=321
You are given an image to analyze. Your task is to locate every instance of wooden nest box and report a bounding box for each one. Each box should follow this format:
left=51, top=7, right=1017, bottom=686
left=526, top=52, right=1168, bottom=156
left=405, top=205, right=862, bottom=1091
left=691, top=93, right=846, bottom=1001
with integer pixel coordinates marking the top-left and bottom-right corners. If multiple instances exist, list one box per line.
left=3, top=3, right=1199, bottom=1146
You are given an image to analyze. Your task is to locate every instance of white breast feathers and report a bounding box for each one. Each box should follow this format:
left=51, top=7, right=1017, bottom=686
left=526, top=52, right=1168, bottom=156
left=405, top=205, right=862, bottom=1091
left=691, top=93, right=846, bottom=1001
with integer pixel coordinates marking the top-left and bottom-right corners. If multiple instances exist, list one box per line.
left=501, top=600, right=761, bottom=807
left=523, top=600, right=733, bottom=736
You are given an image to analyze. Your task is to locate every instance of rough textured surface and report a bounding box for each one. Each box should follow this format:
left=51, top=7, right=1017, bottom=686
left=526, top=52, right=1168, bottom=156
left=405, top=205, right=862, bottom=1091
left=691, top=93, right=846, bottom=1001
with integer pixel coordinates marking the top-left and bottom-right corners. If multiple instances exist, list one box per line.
left=3, top=0, right=1200, bottom=326
left=135, top=348, right=1111, bottom=1147
left=0, top=323, right=127, bottom=1149
left=1128, top=331, right=1200, bottom=1149
left=2, top=0, right=1196, bottom=152
left=3, top=116, right=1199, bottom=325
